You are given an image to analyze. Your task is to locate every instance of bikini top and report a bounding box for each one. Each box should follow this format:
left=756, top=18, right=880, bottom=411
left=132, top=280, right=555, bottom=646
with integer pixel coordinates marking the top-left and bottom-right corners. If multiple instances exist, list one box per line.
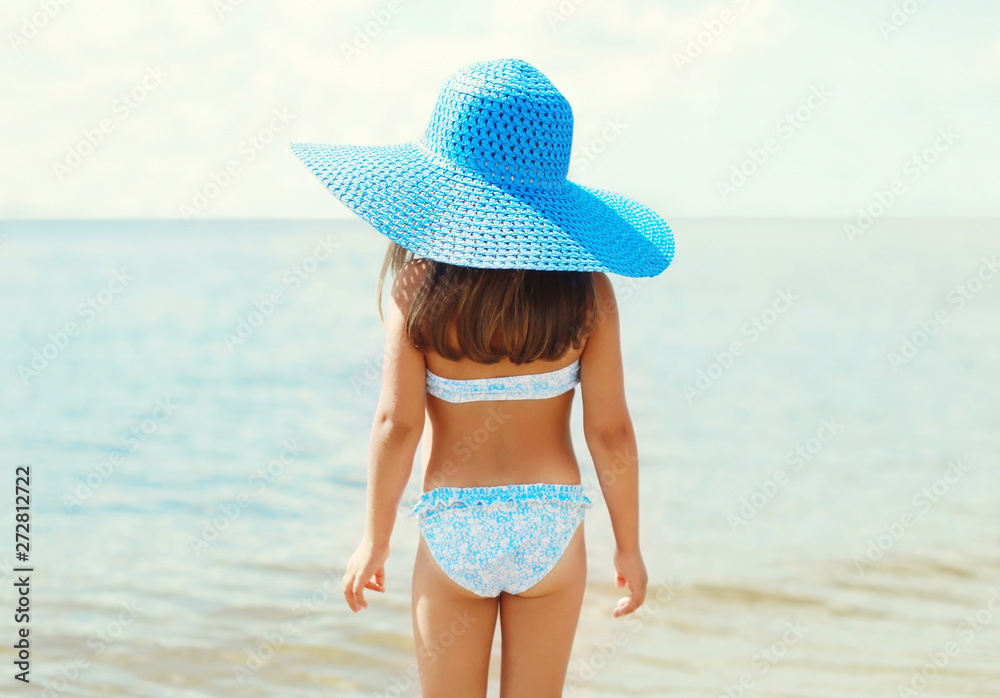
left=426, top=358, right=581, bottom=403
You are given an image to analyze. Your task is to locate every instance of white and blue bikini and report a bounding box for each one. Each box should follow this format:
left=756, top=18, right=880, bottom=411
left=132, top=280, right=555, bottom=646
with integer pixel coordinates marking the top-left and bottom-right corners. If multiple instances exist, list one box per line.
left=424, top=359, right=583, bottom=403
left=410, top=359, right=592, bottom=598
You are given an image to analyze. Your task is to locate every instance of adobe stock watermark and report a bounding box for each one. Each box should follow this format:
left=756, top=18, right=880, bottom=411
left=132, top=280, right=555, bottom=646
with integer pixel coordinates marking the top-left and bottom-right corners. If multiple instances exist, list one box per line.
left=213, top=0, right=250, bottom=21
left=233, top=565, right=347, bottom=685
left=673, top=0, right=753, bottom=72
left=727, top=418, right=844, bottom=532
left=233, top=623, right=296, bottom=685
left=682, top=288, right=797, bottom=403
left=290, top=566, right=349, bottom=618
left=399, top=406, right=513, bottom=511
left=7, top=0, right=72, bottom=52
left=718, top=618, right=809, bottom=698
left=352, top=277, right=460, bottom=395
left=718, top=85, right=833, bottom=202
left=564, top=581, right=680, bottom=694
left=843, top=126, right=959, bottom=243
left=545, top=0, right=591, bottom=28
left=570, top=117, right=628, bottom=174
left=353, top=344, right=399, bottom=396
left=375, top=610, right=478, bottom=698
left=52, top=66, right=167, bottom=181
left=611, top=274, right=649, bottom=306
left=179, top=107, right=294, bottom=221
left=584, top=446, right=639, bottom=492
left=878, top=0, right=930, bottom=39
left=189, top=439, right=302, bottom=554
left=854, top=460, right=971, bottom=573
left=62, top=397, right=179, bottom=510
left=886, top=255, right=999, bottom=371
left=38, top=599, right=146, bottom=697
left=18, top=269, right=134, bottom=385
left=895, top=588, right=1000, bottom=697
left=341, top=0, right=415, bottom=63
left=223, top=235, right=338, bottom=354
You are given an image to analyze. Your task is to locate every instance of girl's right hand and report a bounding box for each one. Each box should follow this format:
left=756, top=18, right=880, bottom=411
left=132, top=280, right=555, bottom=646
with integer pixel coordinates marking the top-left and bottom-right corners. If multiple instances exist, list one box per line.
left=612, top=547, right=647, bottom=617
left=343, top=538, right=389, bottom=613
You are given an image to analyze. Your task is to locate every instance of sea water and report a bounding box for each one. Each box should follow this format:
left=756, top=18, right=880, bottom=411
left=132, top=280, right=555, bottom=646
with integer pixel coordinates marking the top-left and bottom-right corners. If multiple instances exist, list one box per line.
left=0, top=218, right=997, bottom=696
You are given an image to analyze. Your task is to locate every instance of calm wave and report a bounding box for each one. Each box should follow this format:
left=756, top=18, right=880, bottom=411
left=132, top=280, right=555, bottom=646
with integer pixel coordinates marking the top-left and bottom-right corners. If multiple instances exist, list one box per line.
left=0, top=219, right=997, bottom=696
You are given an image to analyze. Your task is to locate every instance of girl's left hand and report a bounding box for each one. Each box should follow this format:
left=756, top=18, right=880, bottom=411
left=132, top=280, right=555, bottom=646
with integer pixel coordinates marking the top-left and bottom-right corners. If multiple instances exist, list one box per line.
left=343, top=538, right=389, bottom=612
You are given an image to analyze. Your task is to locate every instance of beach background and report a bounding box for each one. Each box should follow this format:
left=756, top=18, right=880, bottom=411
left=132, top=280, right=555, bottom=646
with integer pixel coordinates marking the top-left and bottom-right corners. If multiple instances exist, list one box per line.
left=3, top=0, right=1000, bottom=695
left=1, top=219, right=998, bottom=697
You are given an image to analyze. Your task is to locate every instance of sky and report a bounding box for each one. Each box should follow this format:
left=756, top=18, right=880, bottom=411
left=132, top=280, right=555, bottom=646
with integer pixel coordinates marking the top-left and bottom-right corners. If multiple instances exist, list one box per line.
left=1, top=0, right=998, bottom=219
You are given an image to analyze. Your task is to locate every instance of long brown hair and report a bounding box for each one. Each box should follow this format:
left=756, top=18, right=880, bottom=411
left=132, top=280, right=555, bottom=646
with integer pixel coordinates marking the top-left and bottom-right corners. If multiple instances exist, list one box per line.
left=377, top=242, right=599, bottom=364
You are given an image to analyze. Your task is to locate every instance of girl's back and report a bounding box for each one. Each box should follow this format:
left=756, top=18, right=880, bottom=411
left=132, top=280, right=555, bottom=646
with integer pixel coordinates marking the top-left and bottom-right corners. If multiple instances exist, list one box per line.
left=290, top=57, right=673, bottom=697
left=396, top=257, right=628, bottom=491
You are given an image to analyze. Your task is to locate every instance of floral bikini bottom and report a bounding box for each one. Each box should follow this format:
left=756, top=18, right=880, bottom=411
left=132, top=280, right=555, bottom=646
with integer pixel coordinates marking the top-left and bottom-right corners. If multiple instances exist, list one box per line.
left=409, top=482, right=592, bottom=598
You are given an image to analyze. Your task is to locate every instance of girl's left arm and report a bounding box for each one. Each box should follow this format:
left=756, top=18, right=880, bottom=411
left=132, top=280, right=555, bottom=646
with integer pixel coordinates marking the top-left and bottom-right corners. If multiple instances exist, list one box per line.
left=344, top=262, right=428, bottom=613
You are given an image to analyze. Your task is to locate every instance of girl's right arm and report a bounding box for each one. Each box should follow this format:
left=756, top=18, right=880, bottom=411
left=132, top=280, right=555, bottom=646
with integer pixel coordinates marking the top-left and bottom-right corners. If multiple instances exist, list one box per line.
left=343, top=261, right=430, bottom=613
left=580, top=273, right=648, bottom=617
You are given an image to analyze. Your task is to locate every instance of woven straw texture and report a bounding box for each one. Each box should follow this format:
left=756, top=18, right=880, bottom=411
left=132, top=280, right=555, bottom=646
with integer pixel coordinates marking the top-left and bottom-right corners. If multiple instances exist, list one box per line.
left=290, top=58, right=675, bottom=278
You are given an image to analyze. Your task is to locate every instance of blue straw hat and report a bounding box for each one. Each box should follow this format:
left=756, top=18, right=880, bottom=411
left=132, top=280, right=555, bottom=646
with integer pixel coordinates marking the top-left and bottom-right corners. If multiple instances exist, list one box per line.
left=289, top=58, right=675, bottom=278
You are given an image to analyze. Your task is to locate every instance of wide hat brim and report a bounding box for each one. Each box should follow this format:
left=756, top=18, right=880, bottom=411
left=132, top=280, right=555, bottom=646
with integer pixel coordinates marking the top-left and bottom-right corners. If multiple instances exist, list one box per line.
left=289, top=140, right=675, bottom=278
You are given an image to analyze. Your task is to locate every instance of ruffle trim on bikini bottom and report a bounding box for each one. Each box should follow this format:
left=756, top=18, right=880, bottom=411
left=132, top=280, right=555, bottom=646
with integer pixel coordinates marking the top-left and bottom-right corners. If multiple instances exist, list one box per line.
left=408, top=482, right=593, bottom=519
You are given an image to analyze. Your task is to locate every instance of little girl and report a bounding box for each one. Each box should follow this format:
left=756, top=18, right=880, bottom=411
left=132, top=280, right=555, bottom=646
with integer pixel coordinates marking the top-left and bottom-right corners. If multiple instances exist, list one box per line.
left=291, top=58, right=674, bottom=697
